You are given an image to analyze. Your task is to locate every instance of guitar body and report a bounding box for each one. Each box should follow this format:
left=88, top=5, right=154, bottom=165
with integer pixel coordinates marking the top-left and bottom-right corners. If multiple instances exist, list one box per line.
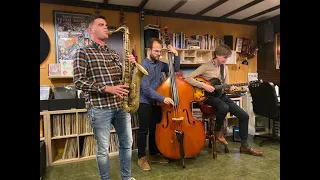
left=193, top=77, right=224, bottom=103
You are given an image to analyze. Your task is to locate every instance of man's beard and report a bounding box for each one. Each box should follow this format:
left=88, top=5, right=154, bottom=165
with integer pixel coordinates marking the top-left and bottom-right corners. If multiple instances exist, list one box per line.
left=150, top=54, right=159, bottom=62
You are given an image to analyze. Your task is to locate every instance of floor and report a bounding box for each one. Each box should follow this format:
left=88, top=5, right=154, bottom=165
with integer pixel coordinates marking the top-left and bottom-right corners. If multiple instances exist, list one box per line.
left=42, top=136, right=280, bottom=180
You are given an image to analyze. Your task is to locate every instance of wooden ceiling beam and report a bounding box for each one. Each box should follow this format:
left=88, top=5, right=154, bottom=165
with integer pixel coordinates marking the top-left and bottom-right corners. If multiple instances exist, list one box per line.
left=168, top=0, right=188, bottom=13
left=41, top=0, right=140, bottom=12
left=40, top=0, right=257, bottom=25
left=138, top=0, right=149, bottom=9
left=220, top=0, right=264, bottom=19
left=242, top=5, right=280, bottom=21
left=143, top=9, right=256, bottom=25
left=195, top=0, right=228, bottom=16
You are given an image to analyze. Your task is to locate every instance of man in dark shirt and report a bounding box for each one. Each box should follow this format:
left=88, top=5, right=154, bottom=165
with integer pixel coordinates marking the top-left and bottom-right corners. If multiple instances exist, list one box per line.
left=137, top=38, right=180, bottom=171
left=73, top=14, right=136, bottom=180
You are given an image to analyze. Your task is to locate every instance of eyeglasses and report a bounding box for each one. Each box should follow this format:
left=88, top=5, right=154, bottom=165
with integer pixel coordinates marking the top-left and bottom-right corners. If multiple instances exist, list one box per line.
left=151, top=49, right=161, bottom=53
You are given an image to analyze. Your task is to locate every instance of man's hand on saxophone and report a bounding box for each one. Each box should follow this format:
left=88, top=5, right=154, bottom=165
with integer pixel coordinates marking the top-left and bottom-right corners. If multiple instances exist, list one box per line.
left=127, top=54, right=137, bottom=64
left=104, top=85, right=129, bottom=99
left=102, top=54, right=136, bottom=99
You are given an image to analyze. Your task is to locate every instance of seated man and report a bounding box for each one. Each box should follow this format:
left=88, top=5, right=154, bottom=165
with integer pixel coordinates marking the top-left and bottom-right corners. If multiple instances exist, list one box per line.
left=184, top=45, right=263, bottom=156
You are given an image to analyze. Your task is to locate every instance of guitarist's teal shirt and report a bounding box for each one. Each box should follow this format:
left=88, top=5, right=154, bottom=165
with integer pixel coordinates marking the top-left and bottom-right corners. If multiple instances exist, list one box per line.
left=184, top=60, right=229, bottom=88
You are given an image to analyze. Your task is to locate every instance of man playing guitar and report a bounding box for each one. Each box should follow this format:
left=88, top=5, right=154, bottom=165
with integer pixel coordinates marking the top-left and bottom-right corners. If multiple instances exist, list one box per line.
left=184, top=45, right=263, bottom=156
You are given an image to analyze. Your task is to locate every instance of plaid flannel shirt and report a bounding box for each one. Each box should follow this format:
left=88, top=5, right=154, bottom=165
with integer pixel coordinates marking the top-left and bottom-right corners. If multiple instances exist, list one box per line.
left=73, top=40, right=123, bottom=109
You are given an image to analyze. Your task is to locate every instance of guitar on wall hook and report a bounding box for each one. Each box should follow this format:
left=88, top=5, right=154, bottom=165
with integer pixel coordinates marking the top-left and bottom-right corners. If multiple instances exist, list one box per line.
left=120, top=9, right=127, bottom=26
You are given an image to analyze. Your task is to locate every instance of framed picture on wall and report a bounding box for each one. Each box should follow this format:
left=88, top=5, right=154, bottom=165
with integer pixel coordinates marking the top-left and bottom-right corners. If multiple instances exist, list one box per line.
left=53, top=11, right=92, bottom=63
left=275, top=33, right=280, bottom=69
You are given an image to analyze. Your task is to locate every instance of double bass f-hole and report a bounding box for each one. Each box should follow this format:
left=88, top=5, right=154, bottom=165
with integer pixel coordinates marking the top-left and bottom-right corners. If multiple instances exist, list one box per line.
left=163, top=111, right=171, bottom=128
left=163, top=109, right=193, bottom=128
left=182, top=109, right=195, bottom=125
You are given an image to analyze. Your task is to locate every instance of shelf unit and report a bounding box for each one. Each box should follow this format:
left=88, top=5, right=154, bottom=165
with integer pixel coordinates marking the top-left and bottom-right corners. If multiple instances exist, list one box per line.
left=226, top=97, right=243, bottom=118
left=41, top=108, right=139, bottom=166
left=48, top=75, right=73, bottom=79
left=40, top=111, right=49, bottom=167
left=160, top=48, right=236, bottom=66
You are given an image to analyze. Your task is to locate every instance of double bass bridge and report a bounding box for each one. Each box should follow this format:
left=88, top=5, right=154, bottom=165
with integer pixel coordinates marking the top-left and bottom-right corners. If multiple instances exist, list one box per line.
left=172, top=117, right=184, bottom=122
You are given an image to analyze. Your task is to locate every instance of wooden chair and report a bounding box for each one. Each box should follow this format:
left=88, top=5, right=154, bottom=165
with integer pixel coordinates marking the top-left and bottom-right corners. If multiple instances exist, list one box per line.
left=199, top=103, right=229, bottom=159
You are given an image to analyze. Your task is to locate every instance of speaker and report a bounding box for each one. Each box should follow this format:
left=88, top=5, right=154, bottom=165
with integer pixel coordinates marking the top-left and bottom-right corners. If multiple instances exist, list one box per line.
left=144, top=28, right=159, bottom=48
left=233, top=126, right=241, bottom=142
left=223, top=35, right=234, bottom=50
left=263, top=23, right=274, bottom=43
left=40, top=141, right=47, bottom=177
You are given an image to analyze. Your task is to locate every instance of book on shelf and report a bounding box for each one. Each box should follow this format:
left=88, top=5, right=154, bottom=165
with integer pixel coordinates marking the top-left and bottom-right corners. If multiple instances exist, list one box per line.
left=81, top=136, right=96, bottom=157
left=131, top=112, right=139, bottom=128
left=109, top=133, right=119, bottom=153
left=52, top=114, right=77, bottom=137
left=159, top=31, right=216, bottom=50
left=62, top=137, right=77, bottom=159
left=79, top=112, right=93, bottom=134
left=40, top=115, right=44, bottom=138
left=132, top=130, right=137, bottom=150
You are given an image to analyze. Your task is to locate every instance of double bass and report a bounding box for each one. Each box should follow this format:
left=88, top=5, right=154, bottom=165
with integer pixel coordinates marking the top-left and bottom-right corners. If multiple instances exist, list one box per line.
left=155, top=26, right=206, bottom=168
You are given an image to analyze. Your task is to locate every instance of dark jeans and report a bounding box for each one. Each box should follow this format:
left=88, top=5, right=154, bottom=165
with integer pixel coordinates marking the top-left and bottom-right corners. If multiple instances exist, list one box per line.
left=137, top=103, right=162, bottom=158
left=204, top=94, right=249, bottom=141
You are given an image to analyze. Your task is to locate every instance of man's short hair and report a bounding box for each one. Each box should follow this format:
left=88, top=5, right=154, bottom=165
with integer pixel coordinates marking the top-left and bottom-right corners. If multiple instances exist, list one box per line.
left=87, top=14, right=106, bottom=27
left=213, top=44, right=232, bottom=58
left=146, top=38, right=163, bottom=49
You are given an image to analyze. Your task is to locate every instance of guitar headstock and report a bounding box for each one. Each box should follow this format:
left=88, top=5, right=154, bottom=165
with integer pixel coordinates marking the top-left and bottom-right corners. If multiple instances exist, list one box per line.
left=163, top=26, right=171, bottom=46
left=249, top=79, right=263, bottom=87
left=132, top=44, right=137, bottom=60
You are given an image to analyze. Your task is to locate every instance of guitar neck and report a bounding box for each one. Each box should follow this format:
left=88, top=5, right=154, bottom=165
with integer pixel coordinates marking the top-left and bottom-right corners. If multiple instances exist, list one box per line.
left=224, top=82, right=248, bottom=88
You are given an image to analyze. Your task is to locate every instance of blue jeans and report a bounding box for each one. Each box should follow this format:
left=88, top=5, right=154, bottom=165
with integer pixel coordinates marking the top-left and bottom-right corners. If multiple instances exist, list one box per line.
left=87, top=106, right=133, bottom=180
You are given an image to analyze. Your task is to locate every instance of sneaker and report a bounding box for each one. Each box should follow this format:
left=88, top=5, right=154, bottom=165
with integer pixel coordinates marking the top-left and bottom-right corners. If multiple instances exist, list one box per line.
left=149, top=155, right=169, bottom=163
left=137, top=156, right=151, bottom=171
left=130, top=178, right=136, bottom=180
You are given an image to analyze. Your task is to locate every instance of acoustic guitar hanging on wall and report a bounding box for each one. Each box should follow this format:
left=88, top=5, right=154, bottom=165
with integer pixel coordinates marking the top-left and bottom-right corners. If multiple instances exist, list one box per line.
left=235, top=37, right=259, bottom=60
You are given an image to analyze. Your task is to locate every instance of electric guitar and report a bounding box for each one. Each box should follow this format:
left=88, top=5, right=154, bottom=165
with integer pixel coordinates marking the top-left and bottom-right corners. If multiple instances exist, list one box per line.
left=193, top=77, right=250, bottom=102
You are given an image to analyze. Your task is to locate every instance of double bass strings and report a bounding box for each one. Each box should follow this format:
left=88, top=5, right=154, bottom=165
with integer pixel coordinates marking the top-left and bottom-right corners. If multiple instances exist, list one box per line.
left=168, top=51, right=180, bottom=121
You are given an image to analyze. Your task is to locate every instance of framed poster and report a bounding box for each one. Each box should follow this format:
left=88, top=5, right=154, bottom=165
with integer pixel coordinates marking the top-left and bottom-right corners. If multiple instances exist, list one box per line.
left=53, top=11, right=92, bottom=63
left=275, top=33, right=280, bottom=69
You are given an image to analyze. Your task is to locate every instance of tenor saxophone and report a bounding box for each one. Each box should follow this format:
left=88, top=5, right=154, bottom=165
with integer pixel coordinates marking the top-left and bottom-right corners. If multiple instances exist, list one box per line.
left=108, top=25, right=148, bottom=113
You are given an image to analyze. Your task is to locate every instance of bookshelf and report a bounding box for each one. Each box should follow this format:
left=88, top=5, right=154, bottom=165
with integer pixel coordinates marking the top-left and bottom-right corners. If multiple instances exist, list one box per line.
left=40, top=111, right=49, bottom=167
left=144, top=26, right=237, bottom=67
left=48, top=75, right=73, bottom=79
left=160, top=48, right=236, bottom=66
left=41, top=108, right=139, bottom=166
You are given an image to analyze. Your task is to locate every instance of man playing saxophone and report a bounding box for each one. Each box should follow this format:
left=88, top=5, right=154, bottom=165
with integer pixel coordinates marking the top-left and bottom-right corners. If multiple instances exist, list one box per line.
left=73, top=14, right=136, bottom=180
